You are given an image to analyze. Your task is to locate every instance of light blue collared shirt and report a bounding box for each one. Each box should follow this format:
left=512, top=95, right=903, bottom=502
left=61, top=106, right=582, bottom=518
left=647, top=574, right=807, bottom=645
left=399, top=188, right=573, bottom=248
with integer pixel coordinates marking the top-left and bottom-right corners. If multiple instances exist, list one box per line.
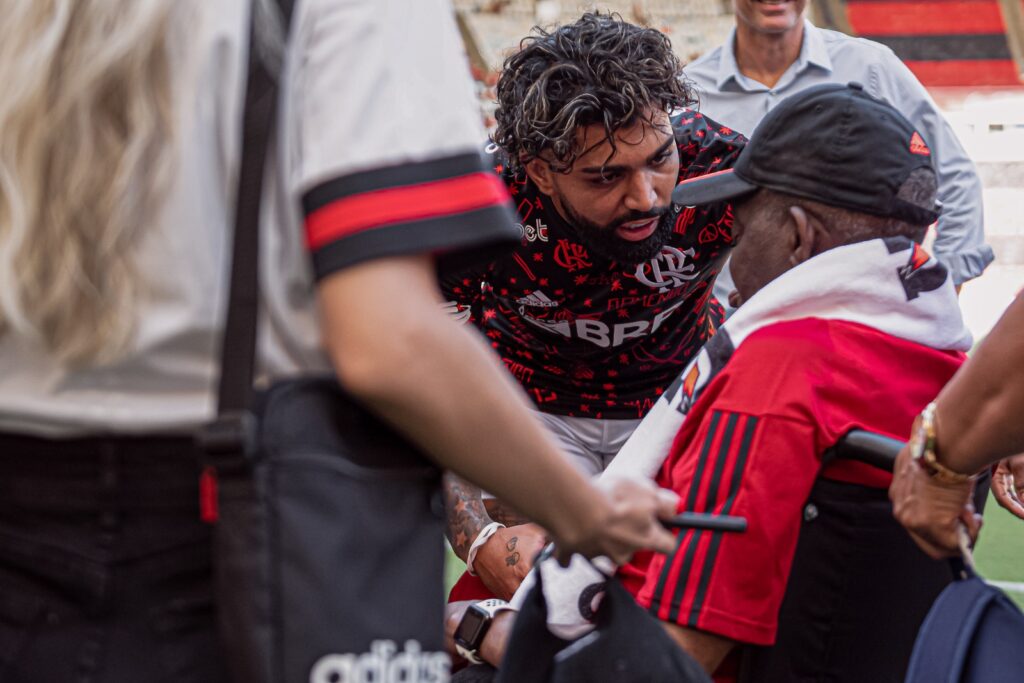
left=686, top=20, right=993, bottom=287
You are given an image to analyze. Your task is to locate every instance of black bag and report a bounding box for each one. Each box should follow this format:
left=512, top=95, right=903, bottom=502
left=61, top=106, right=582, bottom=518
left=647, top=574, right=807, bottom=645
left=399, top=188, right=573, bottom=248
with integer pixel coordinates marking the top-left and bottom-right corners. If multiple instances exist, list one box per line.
left=497, top=555, right=712, bottom=683
left=197, top=4, right=448, bottom=681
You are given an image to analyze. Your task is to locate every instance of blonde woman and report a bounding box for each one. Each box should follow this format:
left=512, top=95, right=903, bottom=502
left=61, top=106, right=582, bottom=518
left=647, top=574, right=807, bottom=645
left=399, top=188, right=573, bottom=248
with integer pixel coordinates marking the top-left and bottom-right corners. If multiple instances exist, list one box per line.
left=0, top=0, right=676, bottom=679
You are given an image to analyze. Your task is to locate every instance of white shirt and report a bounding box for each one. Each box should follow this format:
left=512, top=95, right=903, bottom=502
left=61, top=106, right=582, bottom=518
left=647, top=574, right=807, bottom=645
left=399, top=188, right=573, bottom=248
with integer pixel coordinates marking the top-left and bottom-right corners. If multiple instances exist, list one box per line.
left=0, top=0, right=511, bottom=435
left=686, top=20, right=993, bottom=287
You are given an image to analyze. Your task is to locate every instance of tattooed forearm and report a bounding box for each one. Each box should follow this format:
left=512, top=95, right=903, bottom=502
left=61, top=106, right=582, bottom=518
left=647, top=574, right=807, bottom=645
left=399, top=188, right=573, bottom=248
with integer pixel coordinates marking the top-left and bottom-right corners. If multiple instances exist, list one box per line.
left=442, top=471, right=493, bottom=562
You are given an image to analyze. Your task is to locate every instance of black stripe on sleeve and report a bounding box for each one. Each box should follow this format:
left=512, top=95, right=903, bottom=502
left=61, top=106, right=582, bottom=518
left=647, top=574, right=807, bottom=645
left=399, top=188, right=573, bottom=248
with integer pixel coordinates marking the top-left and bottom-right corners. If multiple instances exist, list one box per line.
left=649, top=410, right=723, bottom=616
left=311, top=202, right=519, bottom=281
left=686, top=415, right=760, bottom=627
left=867, top=34, right=1011, bottom=62
left=667, top=412, right=739, bottom=624
left=301, top=152, right=490, bottom=216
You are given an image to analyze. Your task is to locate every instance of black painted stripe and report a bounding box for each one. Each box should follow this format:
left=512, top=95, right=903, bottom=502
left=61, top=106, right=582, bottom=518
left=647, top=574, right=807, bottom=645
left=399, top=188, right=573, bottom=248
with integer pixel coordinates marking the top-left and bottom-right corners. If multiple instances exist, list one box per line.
left=866, top=34, right=1011, bottom=62
left=649, top=411, right=723, bottom=617
left=310, top=201, right=518, bottom=280
left=301, top=152, right=490, bottom=215
left=668, top=412, right=739, bottom=624
left=687, top=415, right=760, bottom=627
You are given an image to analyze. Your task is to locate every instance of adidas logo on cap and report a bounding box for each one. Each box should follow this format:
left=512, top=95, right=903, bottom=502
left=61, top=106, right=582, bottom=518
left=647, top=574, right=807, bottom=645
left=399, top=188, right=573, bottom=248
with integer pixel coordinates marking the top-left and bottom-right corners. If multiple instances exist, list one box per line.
left=909, top=131, right=931, bottom=156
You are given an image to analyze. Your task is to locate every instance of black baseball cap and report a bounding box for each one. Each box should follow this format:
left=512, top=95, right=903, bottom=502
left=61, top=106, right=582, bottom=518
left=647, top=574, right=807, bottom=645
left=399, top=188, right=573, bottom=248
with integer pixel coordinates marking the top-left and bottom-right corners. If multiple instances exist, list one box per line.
left=673, top=82, right=941, bottom=225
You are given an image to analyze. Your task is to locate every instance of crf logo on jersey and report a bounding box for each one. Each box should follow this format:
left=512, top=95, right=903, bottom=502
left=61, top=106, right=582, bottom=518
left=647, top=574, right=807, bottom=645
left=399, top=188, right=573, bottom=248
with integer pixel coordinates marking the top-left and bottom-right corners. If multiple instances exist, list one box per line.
left=310, top=640, right=449, bottom=683
left=636, top=246, right=698, bottom=292
left=521, top=299, right=686, bottom=348
left=554, top=239, right=592, bottom=272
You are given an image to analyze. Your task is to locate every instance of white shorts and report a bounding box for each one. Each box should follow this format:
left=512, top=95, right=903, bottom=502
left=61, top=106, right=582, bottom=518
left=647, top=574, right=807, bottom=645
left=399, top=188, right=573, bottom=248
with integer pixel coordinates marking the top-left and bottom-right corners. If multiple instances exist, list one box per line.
left=481, top=413, right=642, bottom=501
left=536, top=412, right=642, bottom=477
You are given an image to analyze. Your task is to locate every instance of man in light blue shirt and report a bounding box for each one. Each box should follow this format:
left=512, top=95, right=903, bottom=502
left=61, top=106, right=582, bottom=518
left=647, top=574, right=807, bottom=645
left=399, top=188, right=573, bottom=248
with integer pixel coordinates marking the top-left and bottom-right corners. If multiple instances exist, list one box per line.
left=687, top=0, right=992, bottom=309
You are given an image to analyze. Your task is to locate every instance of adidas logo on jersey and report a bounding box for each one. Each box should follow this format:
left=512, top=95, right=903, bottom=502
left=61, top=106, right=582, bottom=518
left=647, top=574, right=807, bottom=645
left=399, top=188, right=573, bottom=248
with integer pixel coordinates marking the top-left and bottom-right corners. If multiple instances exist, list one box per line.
left=909, top=131, right=931, bottom=156
left=515, top=290, right=559, bottom=308
left=309, top=640, right=449, bottom=683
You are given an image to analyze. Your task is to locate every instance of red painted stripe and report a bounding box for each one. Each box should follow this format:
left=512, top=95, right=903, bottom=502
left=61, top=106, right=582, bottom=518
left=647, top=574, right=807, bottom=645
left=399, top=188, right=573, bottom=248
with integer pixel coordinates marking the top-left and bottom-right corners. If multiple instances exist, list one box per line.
left=677, top=167, right=736, bottom=184
left=903, top=59, right=1023, bottom=86
left=847, top=1, right=1007, bottom=35
left=305, top=172, right=510, bottom=250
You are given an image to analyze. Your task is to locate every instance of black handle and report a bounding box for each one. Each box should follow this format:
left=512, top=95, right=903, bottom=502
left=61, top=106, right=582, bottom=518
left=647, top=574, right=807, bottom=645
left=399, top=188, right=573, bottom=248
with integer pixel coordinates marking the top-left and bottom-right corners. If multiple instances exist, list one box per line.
left=826, top=429, right=904, bottom=472
left=663, top=512, right=748, bottom=533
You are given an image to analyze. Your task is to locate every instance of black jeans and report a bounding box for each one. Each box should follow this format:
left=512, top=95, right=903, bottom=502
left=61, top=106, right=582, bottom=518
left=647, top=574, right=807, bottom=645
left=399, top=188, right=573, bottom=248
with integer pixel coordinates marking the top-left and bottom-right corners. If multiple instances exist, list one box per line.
left=739, top=478, right=954, bottom=683
left=0, top=433, right=226, bottom=683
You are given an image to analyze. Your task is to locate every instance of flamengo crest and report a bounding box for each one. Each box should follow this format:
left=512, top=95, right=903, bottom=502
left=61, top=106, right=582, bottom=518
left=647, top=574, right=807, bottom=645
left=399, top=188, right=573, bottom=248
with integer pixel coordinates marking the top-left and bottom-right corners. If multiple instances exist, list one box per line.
left=636, top=246, right=697, bottom=292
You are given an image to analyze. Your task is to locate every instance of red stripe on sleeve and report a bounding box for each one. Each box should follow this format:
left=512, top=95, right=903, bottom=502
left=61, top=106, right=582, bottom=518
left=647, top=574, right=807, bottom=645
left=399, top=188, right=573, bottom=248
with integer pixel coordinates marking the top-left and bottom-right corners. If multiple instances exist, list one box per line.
left=305, top=172, right=510, bottom=250
left=846, top=1, right=1007, bottom=36
left=902, top=59, right=1022, bottom=87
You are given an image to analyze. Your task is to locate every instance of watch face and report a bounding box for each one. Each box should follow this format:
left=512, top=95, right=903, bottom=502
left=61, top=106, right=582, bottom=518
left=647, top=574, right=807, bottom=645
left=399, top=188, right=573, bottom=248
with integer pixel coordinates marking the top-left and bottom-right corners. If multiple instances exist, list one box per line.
left=455, top=605, right=489, bottom=649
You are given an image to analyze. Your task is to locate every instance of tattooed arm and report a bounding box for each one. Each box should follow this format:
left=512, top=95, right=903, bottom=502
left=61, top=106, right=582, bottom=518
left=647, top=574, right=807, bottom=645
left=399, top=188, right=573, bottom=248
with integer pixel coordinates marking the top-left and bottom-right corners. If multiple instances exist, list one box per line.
left=443, top=471, right=493, bottom=562
left=443, top=471, right=549, bottom=600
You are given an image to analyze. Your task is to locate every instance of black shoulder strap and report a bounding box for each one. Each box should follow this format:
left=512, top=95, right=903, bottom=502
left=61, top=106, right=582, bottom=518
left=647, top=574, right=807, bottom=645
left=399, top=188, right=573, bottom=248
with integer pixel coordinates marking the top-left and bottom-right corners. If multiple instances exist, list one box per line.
left=216, top=0, right=295, bottom=416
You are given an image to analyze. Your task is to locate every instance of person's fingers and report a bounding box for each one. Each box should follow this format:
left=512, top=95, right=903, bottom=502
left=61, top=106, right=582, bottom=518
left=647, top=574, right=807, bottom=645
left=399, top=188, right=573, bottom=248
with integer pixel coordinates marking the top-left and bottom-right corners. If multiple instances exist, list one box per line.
left=992, top=460, right=1020, bottom=517
left=656, top=487, right=681, bottom=519
left=1006, top=456, right=1024, bottom=520
left=1007, top=454, right=1024, bottom=483
left=648, top=522, right=679, bottom=557
left=991, top=459, right=1024, bottom=520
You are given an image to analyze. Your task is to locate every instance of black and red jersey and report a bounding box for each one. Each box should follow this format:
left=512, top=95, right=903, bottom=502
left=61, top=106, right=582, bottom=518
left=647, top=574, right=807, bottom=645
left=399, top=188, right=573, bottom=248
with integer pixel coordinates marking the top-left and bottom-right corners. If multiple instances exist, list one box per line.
left=441, top=111, right=746, bottom=419
left=622, top=318, right=964, bottom=653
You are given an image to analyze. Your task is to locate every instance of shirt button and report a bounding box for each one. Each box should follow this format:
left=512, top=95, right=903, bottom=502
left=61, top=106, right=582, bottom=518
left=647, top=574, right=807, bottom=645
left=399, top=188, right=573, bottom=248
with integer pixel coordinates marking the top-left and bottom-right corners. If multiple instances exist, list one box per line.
left=803, top=503, right=819, bottom=522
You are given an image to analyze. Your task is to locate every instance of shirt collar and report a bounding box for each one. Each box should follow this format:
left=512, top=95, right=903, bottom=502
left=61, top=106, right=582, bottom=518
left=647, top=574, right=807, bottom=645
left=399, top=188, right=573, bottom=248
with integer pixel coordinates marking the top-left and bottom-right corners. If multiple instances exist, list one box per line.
left=716, top=18, right=833, bottom=90
left=800, top=20, right=833, bottom=74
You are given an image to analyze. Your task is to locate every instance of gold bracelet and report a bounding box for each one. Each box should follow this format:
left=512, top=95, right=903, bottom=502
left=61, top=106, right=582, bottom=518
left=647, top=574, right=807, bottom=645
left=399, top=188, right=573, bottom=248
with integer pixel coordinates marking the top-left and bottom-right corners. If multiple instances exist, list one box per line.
left=911, top=402, right=974, bottom=485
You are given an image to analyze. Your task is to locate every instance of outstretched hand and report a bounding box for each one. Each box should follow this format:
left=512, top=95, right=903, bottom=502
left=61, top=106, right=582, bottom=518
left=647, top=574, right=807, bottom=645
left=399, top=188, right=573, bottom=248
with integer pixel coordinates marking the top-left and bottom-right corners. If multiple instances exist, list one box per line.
left=553, top=476, right=679, bottom=566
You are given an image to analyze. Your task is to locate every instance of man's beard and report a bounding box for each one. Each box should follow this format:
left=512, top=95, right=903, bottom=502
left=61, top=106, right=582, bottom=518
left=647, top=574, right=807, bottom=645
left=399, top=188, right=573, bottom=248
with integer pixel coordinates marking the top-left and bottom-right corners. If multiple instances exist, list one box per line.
left=559, top=197, right=673, bottom=267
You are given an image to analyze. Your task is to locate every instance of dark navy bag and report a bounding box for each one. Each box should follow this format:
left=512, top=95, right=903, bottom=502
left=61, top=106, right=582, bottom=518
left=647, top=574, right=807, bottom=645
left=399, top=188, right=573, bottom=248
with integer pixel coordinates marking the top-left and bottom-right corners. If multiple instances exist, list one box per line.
left=905, top=560, right=1024, bottom=683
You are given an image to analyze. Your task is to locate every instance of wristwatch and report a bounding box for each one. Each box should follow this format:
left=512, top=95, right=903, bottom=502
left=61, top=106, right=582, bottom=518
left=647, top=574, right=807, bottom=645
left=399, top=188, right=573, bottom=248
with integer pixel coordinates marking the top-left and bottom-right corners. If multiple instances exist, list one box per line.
left=911, top=402, right=974, bottom=485
left=454, top=599, right=515, bottom=665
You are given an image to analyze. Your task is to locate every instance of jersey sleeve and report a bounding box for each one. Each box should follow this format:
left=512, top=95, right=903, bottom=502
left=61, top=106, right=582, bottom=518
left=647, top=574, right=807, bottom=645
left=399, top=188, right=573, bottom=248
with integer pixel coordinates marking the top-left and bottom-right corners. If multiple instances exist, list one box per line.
left=635, top=409, right=821, bottom=646
left=290, top=0, right=518, bottom=281
left=673, top=111, right=746, bottom=243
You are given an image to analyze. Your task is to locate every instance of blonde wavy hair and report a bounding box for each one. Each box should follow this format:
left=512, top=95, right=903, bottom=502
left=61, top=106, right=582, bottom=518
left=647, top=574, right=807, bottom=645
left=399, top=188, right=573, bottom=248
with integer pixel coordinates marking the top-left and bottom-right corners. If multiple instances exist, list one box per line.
left=0, top=0, right=177, bottom=365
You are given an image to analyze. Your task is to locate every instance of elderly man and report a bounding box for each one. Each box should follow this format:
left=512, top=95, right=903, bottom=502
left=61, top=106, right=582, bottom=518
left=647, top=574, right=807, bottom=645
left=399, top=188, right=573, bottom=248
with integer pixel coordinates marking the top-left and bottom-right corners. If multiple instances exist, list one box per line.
left=446, top=83, right=974, bottom=683
left=687, top=0, right=992, bottom=312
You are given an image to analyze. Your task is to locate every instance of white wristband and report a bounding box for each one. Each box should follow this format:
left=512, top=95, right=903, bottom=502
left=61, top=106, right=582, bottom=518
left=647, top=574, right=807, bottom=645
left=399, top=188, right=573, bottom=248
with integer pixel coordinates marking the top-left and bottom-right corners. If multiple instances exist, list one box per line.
left=466, top=522, right=505, bottom=576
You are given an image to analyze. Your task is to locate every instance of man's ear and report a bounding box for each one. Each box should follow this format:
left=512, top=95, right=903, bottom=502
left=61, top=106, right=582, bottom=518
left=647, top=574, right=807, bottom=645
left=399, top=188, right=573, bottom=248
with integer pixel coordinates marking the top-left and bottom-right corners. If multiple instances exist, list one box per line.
left=524, top=158, right=556, bottom=196
left=787, top=205, right=820, bottom=265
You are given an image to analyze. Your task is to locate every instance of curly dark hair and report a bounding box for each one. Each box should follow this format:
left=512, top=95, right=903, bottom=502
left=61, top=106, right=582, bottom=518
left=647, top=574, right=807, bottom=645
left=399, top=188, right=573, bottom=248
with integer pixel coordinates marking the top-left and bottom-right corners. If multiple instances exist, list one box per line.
left=493, top=12, right=694, bottom=175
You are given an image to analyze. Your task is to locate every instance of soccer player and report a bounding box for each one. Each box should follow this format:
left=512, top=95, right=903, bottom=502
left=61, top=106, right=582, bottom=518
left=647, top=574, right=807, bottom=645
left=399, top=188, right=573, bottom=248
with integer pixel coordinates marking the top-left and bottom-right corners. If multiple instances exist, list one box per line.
left=441, top=13, right=746, bottom=600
